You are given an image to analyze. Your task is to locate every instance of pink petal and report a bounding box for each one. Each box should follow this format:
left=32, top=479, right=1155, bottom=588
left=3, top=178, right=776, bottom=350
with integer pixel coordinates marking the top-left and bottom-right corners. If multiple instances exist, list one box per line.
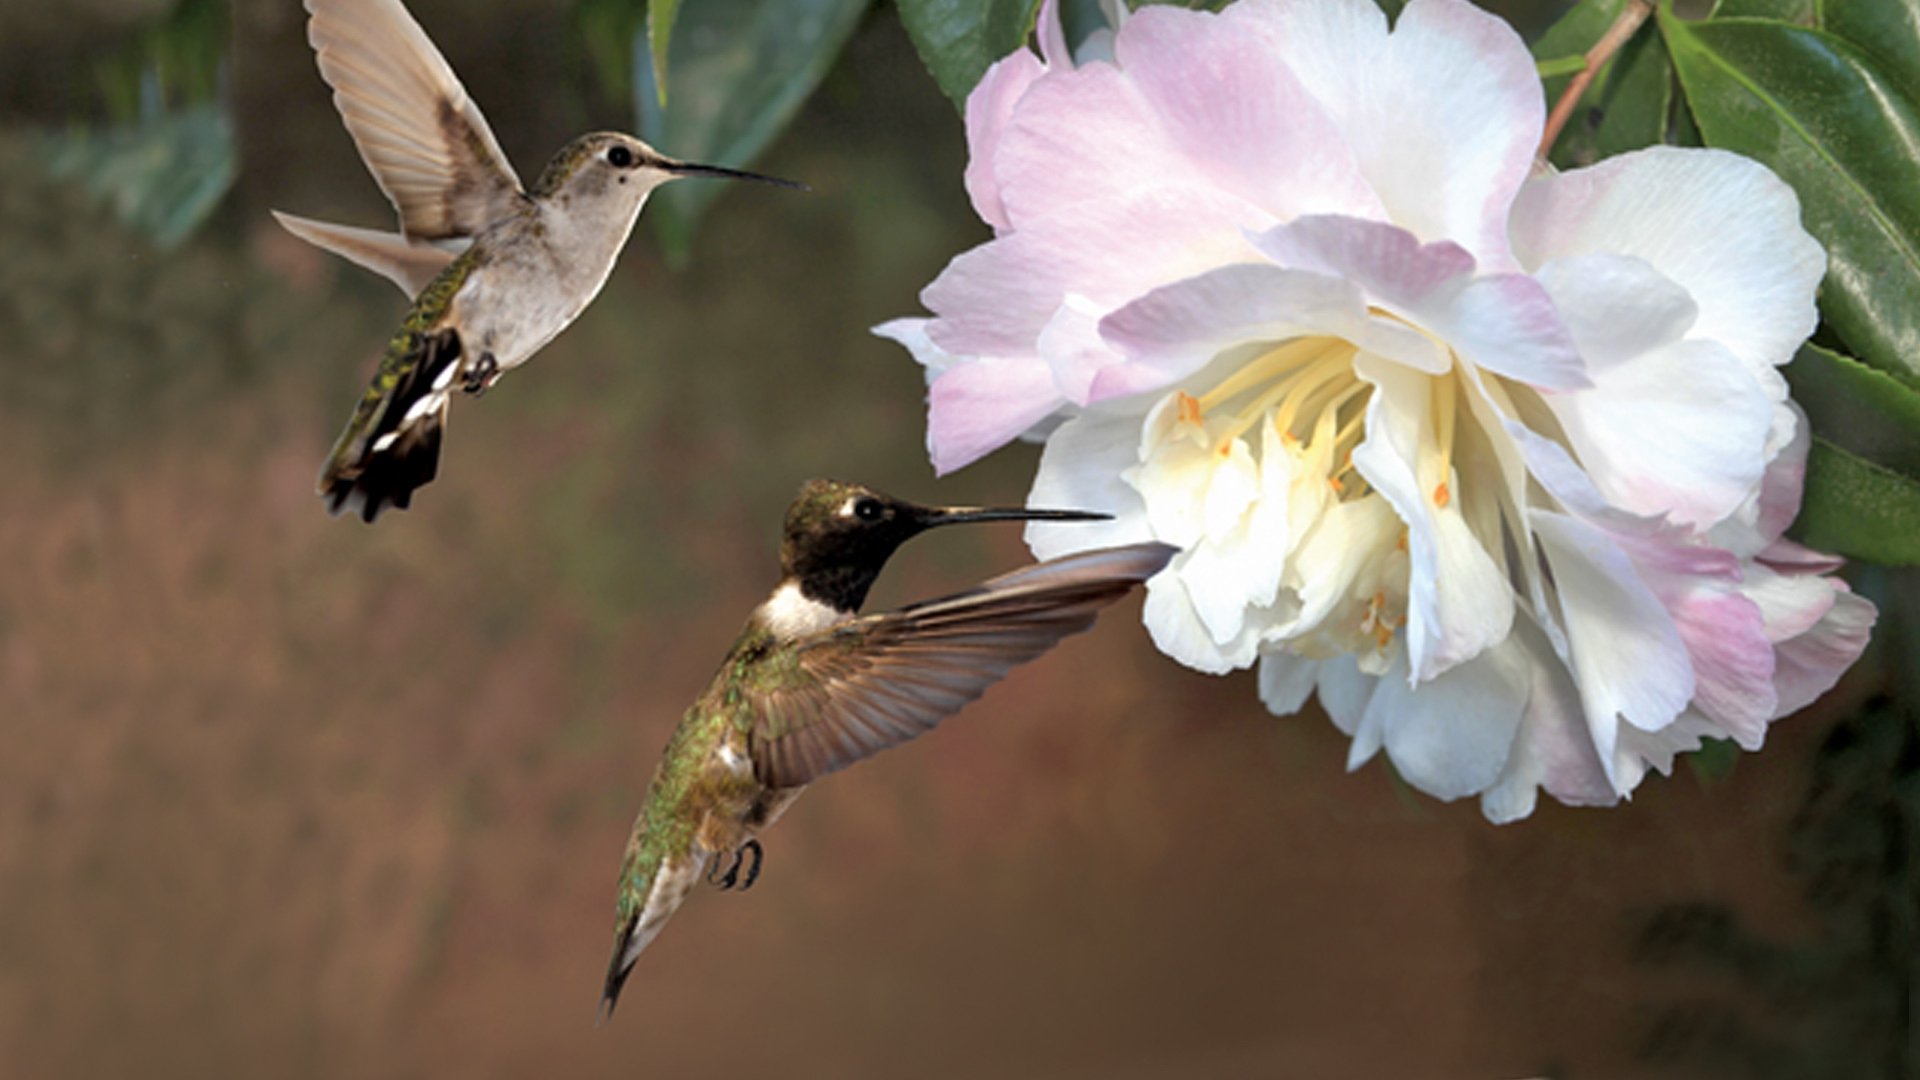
left=1653, top=576, right=1775, bottom=749
left=1772, top=586, right=1875, bottom=715
left=1035, top=295, right=1119, bottom=405
left=1112, top=4, right=1382, bottom=222
left=1096, top=264, right=1371, bottom=388
left=923, top=185, right=1264, bottom=358
left=1741, top=562, right=1876, bottom=715
left=926, top=358, right=1063, bottom=474
left=963, top=49, right=1046, bottom=231
left=1229, top=0, right=1544, bottom=268
left=1479, top=621, right=1618, bottom=822
left=1036, top=0, right=1069, bottom=66
left=992, top=60, right=1215, bottom=232
left=1752, top=402, right=1812, bottom=550
left=1529, top=510, right=1695, bottom=790
left=1510, top=146, right=1825, bottom=374
left=1255, top=216, right=1586, bottom=389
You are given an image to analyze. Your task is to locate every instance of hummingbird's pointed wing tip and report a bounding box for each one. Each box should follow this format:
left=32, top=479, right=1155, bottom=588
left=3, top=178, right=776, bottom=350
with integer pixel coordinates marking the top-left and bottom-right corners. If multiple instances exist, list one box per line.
left=304, top=0, right=524, bottom=239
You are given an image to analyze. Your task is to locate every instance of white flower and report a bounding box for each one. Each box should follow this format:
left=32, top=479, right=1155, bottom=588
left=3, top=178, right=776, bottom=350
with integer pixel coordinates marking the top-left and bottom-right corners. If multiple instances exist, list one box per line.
left=877, top=0, right=1875, bottom=819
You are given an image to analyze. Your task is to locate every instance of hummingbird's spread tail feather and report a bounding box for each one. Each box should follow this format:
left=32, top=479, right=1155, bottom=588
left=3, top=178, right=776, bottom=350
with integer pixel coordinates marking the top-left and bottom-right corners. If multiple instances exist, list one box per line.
left=599, top=851, right=709, bottom=1021
left=271, top=210, right=462, bottom=297
left=319, top=327, right=462, bottom=522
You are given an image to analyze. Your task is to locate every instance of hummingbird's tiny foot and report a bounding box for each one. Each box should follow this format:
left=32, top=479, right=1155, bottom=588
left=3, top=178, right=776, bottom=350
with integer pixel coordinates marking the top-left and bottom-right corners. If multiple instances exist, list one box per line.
left=738, top=839, right=763, bottom=891
left=462, top=352, right=500, bottom=396
left=707, top=849, right=742, bottom=890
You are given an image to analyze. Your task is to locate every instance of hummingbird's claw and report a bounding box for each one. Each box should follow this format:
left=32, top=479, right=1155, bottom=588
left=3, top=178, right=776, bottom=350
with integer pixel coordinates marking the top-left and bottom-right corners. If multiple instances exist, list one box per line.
left=707, top=849, right=739, bottom=890
left=737, top=839, right=763, bottom=891
left=461, top=352, right=500, bottom=396
left=705, top=838, right=763, bottom=892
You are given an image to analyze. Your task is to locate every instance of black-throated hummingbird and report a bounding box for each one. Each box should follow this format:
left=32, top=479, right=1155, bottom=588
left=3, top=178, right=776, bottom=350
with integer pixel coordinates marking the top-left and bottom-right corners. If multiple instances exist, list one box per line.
left=597, top=479, right=1175, bottom=1019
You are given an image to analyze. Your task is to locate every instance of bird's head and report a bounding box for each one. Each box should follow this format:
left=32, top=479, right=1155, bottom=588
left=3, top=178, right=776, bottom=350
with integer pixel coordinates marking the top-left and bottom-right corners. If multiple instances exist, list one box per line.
left=532, top=132, right=803, bottom=220
left=778, top=479, right=1109, bottom=612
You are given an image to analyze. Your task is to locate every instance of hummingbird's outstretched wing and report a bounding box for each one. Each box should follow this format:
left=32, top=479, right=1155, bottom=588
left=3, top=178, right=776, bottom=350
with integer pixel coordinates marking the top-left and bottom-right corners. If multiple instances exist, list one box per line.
left=304, top=0, right=525, bottom=240
left=747, top=543, right=1177, bottom=788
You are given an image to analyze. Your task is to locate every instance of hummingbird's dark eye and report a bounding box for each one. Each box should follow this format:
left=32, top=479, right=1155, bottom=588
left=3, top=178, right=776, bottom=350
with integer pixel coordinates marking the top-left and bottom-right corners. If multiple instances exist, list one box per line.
left=606, top=145, right=636, bottom=169
left=853, top=497, right=883, bottom=522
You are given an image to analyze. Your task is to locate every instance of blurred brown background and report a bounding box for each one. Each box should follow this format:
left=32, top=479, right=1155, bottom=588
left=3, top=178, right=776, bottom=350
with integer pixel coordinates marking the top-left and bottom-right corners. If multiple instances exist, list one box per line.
left=0, top=1, right=1908, bottom=1076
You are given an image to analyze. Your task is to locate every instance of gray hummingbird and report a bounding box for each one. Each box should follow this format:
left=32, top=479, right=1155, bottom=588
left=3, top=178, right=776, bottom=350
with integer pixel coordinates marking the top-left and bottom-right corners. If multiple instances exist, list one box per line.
left=274, top=0, right=802, bottom=521
left=596, top=478, right=1176, bottom=1019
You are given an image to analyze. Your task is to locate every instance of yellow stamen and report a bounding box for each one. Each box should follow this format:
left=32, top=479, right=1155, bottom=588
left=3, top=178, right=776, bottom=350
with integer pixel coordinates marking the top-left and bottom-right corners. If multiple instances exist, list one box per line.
left=1433, top=481, right=1451, bottom=508
left=1199, top=337, right=1329, bottom=412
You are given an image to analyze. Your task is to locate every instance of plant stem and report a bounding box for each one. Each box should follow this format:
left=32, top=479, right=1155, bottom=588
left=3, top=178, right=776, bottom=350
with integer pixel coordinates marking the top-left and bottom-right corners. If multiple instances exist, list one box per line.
left=1537, top=0, right=1657, bottom=162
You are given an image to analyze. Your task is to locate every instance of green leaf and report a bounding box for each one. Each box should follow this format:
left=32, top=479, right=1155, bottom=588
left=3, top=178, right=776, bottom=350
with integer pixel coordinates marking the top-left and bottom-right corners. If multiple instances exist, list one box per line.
left=897, top=0, right=1038, bottom=110
left=1663, top=12, right=1920, bottom=386
left=633, top=0, right=866, bottom=263
left=1709, top=0, right=1814, bottom=20
left=1686, top=737, right=1740, bottom=785
left=1534, top=0, right=1681, bottom=168
left=646, top=0, right=680, bottom=107
left=1824, top=0, right=1920, bottom=103
left=1784, top=344, right=1920, bottom=564
left=576, top=0, right=647, bottom=104
left=1536, top=54, right=1589, bottom=78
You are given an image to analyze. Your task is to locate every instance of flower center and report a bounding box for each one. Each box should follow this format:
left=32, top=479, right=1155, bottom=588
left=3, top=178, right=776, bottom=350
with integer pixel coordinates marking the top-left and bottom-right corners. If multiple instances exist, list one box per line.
left=1186, top=335, right=1375, bottom=502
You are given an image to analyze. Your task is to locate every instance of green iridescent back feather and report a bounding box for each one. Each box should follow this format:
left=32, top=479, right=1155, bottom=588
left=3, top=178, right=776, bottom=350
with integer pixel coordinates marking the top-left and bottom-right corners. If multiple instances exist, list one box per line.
left=612, top=623, right=773, bottom=925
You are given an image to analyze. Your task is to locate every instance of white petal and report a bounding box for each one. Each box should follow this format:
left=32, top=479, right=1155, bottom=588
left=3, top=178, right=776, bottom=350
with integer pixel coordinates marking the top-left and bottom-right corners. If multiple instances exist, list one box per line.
left=871, top=318, right=958, bottom=381
left=1352, top=355, right=1514, bottom=681
left=1363, top=635, right=1528, bottom=800
left=1025, top=411, right=1156, bottom=559
left=1316, top=654, right=1375, bottom=741
left=1532, top=253, right=1697, bottom=372
left=1549, top=338, right=1775, bottom=529
left=1510, top=146, right=1825, bottom=374
left=1258, top=649, right=1320, bottom=715
left=1142, top=564, right=1259, bottom=673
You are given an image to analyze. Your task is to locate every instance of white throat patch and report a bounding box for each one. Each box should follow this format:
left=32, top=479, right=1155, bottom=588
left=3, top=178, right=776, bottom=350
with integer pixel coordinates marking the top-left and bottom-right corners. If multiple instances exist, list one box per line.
left=759, top=581, right=844, bottom=637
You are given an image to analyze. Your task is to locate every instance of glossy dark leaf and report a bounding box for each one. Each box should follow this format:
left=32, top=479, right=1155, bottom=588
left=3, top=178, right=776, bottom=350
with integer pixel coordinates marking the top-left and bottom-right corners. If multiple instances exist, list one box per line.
left=632, top=0, right=866, bottom=262
left=1823, top=0, right=1920, bottom=102
left=1709, top=0, right=1814, bottom=20
left=897, top=0, right=1038, bottom=110
left=1664, top=13, right=1920, bottom=385
left=1785, top=344, right=1920, bottom=565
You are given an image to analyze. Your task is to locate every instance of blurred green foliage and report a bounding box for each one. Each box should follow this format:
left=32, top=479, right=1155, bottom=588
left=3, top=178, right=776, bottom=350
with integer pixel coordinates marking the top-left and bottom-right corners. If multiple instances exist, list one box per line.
left=40, top=0, right=233, bottom=249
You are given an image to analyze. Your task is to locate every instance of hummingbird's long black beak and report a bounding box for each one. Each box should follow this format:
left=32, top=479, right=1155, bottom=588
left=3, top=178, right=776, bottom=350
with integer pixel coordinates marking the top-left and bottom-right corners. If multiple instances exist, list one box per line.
left=662, top=158, right=808, bottom=191
left=913, top=505, right=1112, bottom=529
